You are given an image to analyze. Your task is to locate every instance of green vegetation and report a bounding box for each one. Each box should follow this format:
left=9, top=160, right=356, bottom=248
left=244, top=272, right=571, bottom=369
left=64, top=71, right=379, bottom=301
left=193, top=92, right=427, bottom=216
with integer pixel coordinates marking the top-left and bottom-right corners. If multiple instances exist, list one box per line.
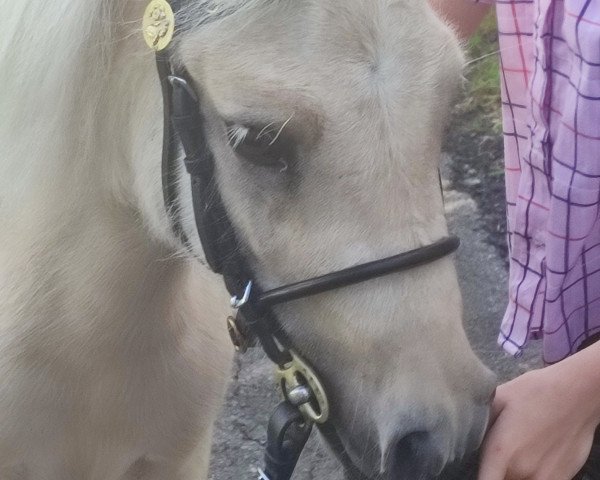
left=445, top=14, right=508, bottom=256
left=457, top=13, right=502, bottom=134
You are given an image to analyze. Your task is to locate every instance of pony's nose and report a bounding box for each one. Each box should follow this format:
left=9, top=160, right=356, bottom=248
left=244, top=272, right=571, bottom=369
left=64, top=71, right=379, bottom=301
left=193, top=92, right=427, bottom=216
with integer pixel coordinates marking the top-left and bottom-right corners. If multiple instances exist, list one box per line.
left=388, top=431, right=445, bottom=479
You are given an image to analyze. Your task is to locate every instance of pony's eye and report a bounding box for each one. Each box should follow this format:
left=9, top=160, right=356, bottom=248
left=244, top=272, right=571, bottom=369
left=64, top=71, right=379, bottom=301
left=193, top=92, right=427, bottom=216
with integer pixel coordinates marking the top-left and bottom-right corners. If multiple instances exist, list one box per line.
left=227, top=123, right=292, bottom=172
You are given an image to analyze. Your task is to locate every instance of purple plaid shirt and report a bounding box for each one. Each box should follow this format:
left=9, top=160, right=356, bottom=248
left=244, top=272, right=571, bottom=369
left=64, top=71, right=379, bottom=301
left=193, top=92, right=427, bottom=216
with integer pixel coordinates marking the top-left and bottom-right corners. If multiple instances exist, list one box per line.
left=475, top=0, right=600, bottom=363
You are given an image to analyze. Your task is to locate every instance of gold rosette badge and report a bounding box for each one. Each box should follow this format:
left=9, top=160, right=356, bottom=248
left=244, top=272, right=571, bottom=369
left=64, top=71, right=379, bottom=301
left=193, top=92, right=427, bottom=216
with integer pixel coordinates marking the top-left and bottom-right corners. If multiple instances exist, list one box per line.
left=143, top=0, right=175, bottom=51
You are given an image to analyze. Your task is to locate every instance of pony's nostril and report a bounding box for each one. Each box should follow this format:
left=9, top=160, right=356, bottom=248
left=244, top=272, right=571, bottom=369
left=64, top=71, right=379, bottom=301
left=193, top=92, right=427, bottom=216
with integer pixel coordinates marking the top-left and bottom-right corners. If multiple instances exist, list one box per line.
left=389, top=431, right=444, bottom=479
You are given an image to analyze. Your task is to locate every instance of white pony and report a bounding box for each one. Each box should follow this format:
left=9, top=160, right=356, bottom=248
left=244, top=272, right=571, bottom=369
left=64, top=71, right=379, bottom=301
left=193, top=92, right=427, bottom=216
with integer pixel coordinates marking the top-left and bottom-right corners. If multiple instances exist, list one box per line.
left=0, top=1, right=495, bottom=479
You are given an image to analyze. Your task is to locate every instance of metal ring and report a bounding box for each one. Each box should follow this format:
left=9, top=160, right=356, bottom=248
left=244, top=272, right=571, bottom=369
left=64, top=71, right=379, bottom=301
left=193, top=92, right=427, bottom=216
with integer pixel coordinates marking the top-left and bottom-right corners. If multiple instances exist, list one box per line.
left=276, top=351, right=330, bottom=424
left=167, top=75, right=199, bottom=102
left=230, top=281, right=253, bottom=309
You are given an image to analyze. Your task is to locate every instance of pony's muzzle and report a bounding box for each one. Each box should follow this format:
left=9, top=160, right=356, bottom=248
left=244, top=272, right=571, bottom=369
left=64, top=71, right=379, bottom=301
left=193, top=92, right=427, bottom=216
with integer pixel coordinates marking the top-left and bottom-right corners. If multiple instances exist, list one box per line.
left=382, top=386, right=496, bottom=479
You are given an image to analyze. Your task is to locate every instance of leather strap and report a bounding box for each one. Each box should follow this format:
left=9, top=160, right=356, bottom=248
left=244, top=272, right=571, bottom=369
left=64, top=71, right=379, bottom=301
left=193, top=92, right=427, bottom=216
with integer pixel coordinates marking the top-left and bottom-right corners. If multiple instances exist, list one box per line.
left=157, top=51, right=188, bottom=245
left=256, top=236, right=460, bottom=307
left=167, top=68, right=294, bottom=365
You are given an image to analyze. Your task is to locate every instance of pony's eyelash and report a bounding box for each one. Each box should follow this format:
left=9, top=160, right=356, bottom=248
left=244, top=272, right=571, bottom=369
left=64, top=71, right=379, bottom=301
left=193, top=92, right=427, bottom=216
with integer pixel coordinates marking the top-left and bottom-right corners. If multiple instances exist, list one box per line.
left=255, top=122, right=278, bottom=141
left=226, top=113, right=295, bottom=149
left=227, top=125, right=250, bottom=149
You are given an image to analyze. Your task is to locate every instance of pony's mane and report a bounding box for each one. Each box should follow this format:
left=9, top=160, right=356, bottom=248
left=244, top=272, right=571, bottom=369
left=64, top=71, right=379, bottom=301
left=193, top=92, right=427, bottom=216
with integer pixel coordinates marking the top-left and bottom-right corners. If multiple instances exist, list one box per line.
left=0, top=0, right=265, bottom=214
left=0, top=0, right=269, bottom=114
left=180, top=0, right=272, bottom=27
left=0, top=1, right=123, bottom=211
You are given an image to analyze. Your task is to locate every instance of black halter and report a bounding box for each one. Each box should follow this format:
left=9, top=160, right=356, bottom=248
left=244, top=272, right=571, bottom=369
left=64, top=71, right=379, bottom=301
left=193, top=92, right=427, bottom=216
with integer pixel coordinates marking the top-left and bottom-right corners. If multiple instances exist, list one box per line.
left=153, top=2, right=460, bottom=478
left=158, top=57, right=460, bottom=359
left=162, top=61, right=460, bottom=359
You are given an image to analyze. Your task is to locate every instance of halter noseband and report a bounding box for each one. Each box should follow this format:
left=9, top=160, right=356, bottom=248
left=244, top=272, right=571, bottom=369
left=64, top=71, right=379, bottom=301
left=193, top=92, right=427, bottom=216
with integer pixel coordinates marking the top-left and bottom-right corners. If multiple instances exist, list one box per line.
left=144, top=2, right=460, bottom=478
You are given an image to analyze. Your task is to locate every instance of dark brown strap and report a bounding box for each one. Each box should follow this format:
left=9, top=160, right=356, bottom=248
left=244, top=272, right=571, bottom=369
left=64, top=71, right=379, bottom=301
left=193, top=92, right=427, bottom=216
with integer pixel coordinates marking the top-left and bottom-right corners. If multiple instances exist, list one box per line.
left=157, top=51, right=188, bottom=245
left=256, top=237, right=460, bottom=307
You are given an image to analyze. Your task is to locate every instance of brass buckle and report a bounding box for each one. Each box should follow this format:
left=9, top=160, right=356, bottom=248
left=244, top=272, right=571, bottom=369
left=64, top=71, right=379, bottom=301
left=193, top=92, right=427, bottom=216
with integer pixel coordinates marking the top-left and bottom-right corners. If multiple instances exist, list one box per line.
left=276, top=351, right=329, bottom=424
left=227, top=316, right=250, bottom=354
left=142, top=0, right=175, bottom=51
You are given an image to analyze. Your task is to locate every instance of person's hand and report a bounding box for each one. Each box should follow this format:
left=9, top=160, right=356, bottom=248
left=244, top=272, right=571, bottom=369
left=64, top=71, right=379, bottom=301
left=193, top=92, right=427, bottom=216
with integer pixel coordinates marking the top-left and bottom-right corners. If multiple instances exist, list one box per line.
left=478, top=357, right=600, bottom=480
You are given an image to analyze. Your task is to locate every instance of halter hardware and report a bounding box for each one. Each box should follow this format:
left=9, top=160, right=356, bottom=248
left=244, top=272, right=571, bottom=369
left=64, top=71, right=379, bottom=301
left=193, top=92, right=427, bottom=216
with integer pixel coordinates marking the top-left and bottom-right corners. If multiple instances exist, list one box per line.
left=277, top=351, right=330, bottom=424
left=231, top=281, right=253, bottom=309
left=226, top=313, right=257, bottom=353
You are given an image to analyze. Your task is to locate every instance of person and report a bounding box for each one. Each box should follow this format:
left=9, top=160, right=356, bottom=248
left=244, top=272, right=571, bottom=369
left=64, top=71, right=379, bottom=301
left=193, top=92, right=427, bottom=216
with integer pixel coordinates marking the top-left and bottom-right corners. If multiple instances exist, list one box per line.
left=429, top=1, right=600, bottom=479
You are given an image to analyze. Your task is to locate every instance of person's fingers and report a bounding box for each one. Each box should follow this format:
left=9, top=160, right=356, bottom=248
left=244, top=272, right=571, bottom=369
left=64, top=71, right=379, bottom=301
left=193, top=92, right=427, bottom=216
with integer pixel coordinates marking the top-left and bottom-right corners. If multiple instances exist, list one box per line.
left=477, top=443, right=507, bottom=480
left=487, top=389, right=508, bottom=428
left=477, top=450, right=508, bottom=480
left=478, top=409, right=510, bottom=480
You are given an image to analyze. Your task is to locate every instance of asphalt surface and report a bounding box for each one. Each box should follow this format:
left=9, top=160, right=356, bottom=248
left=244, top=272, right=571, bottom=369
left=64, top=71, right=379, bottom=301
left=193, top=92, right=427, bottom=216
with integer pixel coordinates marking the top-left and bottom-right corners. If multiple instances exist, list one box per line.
left=208, top=155, right=542, bottom=480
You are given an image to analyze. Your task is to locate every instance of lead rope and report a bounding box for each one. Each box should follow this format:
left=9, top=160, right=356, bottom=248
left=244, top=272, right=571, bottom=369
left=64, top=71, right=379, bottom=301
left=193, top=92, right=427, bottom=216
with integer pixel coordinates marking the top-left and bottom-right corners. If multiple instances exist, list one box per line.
left=259, top=402, right=313, bottom=480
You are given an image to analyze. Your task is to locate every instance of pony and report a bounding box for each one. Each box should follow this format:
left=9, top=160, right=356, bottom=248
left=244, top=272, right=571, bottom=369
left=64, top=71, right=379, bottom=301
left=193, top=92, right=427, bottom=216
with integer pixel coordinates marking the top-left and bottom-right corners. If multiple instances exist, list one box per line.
left=0, top=0, right=496, bottom=478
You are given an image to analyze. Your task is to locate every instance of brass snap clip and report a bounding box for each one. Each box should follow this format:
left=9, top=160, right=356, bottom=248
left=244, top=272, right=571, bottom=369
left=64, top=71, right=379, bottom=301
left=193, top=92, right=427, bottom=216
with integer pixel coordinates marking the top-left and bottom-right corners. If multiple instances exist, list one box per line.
left=276, top=351, right=330, bottom=424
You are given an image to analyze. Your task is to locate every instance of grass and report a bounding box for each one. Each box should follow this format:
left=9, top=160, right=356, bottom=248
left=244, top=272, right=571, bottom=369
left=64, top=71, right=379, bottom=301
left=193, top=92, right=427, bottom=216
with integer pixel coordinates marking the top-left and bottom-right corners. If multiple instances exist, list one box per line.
left=444, top=13, right=508, bottom=257
left=457, top=13, right=502, bottom=134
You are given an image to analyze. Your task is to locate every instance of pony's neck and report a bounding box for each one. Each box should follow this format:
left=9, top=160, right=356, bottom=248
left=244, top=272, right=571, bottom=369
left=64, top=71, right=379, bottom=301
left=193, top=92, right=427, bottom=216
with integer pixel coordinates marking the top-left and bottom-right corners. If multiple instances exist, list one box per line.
left=0, top=1, right=194, bottom=357
left=0, top=0, right=172, bottom=238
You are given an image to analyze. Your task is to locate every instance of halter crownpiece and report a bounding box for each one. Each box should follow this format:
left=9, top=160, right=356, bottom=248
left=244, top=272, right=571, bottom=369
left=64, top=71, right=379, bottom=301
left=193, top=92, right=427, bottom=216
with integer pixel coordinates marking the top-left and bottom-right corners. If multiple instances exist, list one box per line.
left=143, top=0, right=175, bottom=51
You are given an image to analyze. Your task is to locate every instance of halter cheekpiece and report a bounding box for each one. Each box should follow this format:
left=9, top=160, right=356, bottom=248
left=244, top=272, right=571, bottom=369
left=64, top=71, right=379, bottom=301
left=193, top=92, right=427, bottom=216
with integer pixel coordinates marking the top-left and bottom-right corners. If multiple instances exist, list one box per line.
left=143, top=2, right=460, bottom=478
